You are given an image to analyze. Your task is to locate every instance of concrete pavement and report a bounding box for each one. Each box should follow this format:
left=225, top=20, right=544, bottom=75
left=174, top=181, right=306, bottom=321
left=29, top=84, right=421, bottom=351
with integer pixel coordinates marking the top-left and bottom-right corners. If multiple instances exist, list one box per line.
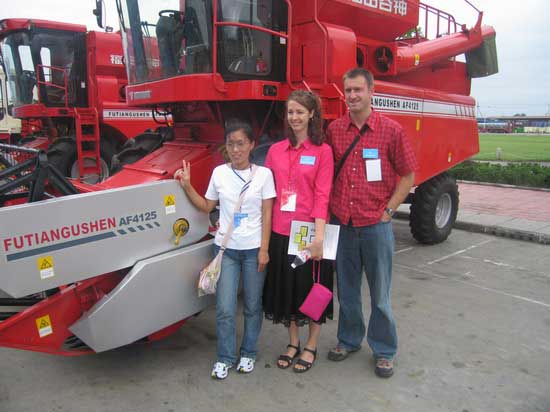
left=2, top=224, right=549, bottom=412
left=397, top=181, right=550, bottom=245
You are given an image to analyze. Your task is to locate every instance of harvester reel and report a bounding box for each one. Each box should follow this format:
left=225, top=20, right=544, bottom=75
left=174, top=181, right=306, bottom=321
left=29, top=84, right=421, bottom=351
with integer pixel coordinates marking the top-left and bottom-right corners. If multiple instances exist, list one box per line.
left=409, top=172, right=459, bottom=244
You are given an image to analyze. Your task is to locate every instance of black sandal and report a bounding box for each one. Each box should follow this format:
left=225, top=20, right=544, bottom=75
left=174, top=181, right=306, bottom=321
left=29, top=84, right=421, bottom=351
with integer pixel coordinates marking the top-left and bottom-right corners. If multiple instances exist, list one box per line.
left=277, top=343, right=300, bottom=369
left=293, top=347, right=317, bottom=373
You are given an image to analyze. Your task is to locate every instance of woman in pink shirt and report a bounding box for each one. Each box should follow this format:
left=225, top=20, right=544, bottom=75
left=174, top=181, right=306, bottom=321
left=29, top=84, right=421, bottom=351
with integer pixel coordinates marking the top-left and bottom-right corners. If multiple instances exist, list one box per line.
left=263, top=90, right=334, bottom=373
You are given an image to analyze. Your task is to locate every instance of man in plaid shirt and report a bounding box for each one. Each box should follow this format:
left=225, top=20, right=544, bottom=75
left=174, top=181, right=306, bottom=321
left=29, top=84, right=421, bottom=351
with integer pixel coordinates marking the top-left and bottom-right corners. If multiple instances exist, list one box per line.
left=326, top=68, right=417, bottom=378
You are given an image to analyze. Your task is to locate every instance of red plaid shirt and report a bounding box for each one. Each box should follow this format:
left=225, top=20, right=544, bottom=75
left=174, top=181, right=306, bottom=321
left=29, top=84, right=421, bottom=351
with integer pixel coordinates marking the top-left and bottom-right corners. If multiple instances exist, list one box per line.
left=326, top=110, right=417, bottom=226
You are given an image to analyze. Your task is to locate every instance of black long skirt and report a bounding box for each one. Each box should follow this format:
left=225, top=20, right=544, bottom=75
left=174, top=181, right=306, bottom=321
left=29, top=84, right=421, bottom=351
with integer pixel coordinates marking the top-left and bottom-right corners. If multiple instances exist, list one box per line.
left=263, top=231, right=334, bottom=327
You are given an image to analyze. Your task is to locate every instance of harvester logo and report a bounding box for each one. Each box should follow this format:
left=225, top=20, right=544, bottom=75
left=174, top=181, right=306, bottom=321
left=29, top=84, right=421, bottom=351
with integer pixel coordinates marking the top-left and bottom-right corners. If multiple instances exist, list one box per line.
left=36, top=315, right=53, bottom=338
left=103, top=109, right=155, bottom=119
left=352, top=0, right=408, bottom=16
left=2, top=217, right=117, bottom=259
left=37, top=256, right=55, bottom=280
left=110, top=54, right=123, bottom=65
left=2, top=212, right=160, bottom=262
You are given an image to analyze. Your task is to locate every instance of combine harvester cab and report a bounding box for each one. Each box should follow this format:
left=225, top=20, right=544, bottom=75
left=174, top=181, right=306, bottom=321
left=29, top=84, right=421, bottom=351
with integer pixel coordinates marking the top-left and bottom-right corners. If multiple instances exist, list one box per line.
left=0, top=18, right=167, bottom=184
left=0, top=0, right=497, bottom=355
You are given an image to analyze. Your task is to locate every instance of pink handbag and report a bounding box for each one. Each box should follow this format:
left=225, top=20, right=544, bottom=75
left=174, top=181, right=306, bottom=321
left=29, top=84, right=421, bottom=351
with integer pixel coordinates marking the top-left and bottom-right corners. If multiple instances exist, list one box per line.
left=299, top=261, right=333, bottom=321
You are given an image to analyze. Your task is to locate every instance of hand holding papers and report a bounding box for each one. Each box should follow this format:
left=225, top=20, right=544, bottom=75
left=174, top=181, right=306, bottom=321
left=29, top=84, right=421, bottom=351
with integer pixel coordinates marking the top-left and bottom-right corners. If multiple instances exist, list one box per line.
left=287, top=221, right=340, bottom=260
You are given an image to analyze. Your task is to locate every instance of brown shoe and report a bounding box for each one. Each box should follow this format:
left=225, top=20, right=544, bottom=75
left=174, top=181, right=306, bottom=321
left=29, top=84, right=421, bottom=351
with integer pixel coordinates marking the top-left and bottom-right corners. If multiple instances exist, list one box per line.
left=375, top=358, right=394, bottom=378
left=327, top=344, right=359, bottom=361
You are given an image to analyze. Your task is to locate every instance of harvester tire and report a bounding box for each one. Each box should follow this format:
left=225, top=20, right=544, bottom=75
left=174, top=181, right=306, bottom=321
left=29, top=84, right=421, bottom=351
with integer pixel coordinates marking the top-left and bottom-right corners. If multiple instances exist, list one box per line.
left=47, top=137, right=116, bottom=183
left=110, top=132, right=164, bottom=173
left=409, top=172, right=459, bottom=244
left=47, top=139, right=77, bottom=177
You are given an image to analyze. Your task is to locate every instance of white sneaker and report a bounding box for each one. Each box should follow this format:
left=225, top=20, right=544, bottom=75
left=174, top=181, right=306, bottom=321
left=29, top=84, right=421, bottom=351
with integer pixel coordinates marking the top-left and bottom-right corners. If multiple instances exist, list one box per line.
left=211, top=362, right=231, bottom=380
left=236, top=357, right=255, bottom=373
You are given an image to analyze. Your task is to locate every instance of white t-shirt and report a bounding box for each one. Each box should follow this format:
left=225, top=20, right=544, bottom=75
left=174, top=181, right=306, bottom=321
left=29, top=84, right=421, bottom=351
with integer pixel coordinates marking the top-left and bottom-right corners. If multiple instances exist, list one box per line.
left=205, top=164, right=276, bottom=250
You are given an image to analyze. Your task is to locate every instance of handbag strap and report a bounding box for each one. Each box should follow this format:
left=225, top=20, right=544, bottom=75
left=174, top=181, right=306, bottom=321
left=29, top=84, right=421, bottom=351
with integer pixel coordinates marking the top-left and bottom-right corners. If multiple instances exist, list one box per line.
left=333, top=123, right=369, bottom=181
left=219, top=164, right=258, bottom=250
left=312, top=260, right=321, bottom=284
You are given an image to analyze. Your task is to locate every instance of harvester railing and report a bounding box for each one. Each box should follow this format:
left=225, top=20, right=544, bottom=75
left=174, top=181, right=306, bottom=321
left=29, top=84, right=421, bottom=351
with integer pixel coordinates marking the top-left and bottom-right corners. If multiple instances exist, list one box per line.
left=36, top=64, right=69, bottom=108
left=417, top=1, right=483, bottom=41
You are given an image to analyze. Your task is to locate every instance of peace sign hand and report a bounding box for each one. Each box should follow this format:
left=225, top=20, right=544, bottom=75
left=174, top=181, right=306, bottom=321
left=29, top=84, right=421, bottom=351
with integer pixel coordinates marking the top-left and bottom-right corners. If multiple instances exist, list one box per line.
left=174, top=160, right=191, bottom=189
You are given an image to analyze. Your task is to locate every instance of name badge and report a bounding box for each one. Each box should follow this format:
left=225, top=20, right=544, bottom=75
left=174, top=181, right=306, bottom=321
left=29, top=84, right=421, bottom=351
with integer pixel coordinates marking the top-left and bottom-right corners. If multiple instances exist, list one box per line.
left=363, top=148, right=379, bottom=159
left=365, top=159, right=382, bottom=182
left=233, top=212, right=249, bottom=233
left=300, top=155, right=316, bottom=166
left=281, top=189, right=297, bottom=212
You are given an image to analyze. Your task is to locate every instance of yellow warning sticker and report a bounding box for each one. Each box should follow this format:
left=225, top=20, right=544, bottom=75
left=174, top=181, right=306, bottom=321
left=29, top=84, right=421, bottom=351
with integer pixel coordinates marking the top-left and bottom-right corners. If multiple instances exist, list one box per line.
left=164, top=194, right=176, bottom=214
left=37, top=256, right=55, bottom=280
left=36, top=314, right=53, bottom=338
left=414, top=53, right=420, bottom=66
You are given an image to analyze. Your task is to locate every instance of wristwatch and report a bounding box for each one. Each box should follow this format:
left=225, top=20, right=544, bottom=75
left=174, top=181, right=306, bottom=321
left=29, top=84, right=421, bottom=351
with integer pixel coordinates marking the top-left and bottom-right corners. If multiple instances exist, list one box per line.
left=384, top=207, right=395, bottom=218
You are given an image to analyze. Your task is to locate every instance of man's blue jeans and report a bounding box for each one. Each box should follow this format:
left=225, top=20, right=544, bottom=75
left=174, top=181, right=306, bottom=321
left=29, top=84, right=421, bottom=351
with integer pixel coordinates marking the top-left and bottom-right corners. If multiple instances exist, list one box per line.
left=333, top=217, right=397, bottom=360
left=214, top=245, right=266, bottom=365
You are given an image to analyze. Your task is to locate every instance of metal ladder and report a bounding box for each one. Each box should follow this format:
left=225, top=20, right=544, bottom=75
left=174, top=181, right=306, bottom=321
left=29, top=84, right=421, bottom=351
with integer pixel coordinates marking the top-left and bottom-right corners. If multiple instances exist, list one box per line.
left=75, top=107, right=101, bottom=181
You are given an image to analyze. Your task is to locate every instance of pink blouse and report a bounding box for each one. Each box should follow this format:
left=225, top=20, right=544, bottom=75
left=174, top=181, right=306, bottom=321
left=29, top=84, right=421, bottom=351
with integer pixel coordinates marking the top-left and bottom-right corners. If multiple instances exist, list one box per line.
left=265, top=138, right=334, bottom=236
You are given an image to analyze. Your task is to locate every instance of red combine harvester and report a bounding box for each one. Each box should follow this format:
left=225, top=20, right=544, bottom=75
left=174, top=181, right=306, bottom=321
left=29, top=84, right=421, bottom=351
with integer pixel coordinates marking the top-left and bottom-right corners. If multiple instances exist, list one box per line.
left=0, top=0, right=497, bottom=355
left=0, top=18, right=169, bottom=183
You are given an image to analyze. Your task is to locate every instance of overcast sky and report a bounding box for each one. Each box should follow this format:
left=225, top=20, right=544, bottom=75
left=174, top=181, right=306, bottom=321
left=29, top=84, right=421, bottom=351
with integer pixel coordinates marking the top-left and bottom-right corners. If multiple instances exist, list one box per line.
left=2, top=0, right=549, bottom=116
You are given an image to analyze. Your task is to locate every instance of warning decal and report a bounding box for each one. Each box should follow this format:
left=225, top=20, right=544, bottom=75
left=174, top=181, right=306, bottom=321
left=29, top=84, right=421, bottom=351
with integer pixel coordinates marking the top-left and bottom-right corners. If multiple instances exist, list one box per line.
left=36, top=314, right=53, bottom=338
left=164, top=194, right=176, bottom=215
left=37, top=256, right=55, bottom=280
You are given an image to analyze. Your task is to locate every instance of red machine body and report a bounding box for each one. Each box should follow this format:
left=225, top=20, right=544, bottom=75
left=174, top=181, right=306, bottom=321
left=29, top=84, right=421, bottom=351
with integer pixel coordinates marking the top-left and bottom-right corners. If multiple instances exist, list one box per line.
left=0, top=0, right=498, bottom=355
left=0, top=19, right=164, bottom=182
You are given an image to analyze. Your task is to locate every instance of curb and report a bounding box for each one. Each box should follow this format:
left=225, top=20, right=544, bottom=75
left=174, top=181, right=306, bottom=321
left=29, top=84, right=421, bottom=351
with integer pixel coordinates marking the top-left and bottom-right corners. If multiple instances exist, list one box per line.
left=394, top=211, right=550, bottom=246
left=457, top=180, right=550, bottom=193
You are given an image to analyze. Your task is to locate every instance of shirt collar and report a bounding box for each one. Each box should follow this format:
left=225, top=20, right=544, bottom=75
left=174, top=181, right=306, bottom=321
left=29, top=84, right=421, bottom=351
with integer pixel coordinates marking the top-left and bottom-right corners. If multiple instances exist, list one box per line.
left=346, top=109, right=378, bottom=133
left=285, top=137, right=313, bottom=151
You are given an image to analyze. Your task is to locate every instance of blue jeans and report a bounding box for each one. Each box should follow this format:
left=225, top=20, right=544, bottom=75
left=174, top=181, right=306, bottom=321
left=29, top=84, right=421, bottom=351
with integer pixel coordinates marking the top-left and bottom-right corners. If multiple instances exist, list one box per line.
left=332, top=217, right=397, bottom=360
left=214, top=245, right=266, bottom=365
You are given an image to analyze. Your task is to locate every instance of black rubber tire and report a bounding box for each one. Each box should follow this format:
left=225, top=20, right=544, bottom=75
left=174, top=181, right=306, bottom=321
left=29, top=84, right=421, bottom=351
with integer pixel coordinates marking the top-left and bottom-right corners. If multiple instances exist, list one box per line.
left=250, top=142, right=273, bottom=167
left=47, top=138, right=77, bottom=177
left=47, top=137, right=116, bottom=183
left=111, top=132, right=164, bottom=174
left=98, top=138, right=116, bottom=172
left=110, top=147, right=149, bottom=174
left=409, top=172, right=459, bottom=244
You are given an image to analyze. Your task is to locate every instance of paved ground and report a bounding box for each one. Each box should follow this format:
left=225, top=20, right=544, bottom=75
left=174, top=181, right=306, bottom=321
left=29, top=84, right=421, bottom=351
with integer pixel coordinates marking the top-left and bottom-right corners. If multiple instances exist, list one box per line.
left=1, top=221, right=549, bottom=412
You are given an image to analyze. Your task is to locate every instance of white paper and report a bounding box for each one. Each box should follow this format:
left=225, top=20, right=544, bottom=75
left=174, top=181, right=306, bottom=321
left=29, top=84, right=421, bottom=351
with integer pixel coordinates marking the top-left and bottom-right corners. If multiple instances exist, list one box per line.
left=280, top=193, right=297, bottom=212
left=365, top=159, right=382, bottom=182
left=287, top=221, right=340, bottom=260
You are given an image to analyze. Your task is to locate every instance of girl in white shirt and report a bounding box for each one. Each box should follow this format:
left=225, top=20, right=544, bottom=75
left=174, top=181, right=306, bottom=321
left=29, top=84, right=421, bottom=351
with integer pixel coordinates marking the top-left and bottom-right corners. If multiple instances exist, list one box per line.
left=175, top=121, right=275, bottom=380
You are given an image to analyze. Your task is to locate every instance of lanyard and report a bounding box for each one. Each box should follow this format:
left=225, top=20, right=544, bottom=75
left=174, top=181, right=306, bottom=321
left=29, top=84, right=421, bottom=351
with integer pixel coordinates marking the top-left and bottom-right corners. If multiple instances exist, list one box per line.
left=231, top=164, right=251, bottom=184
